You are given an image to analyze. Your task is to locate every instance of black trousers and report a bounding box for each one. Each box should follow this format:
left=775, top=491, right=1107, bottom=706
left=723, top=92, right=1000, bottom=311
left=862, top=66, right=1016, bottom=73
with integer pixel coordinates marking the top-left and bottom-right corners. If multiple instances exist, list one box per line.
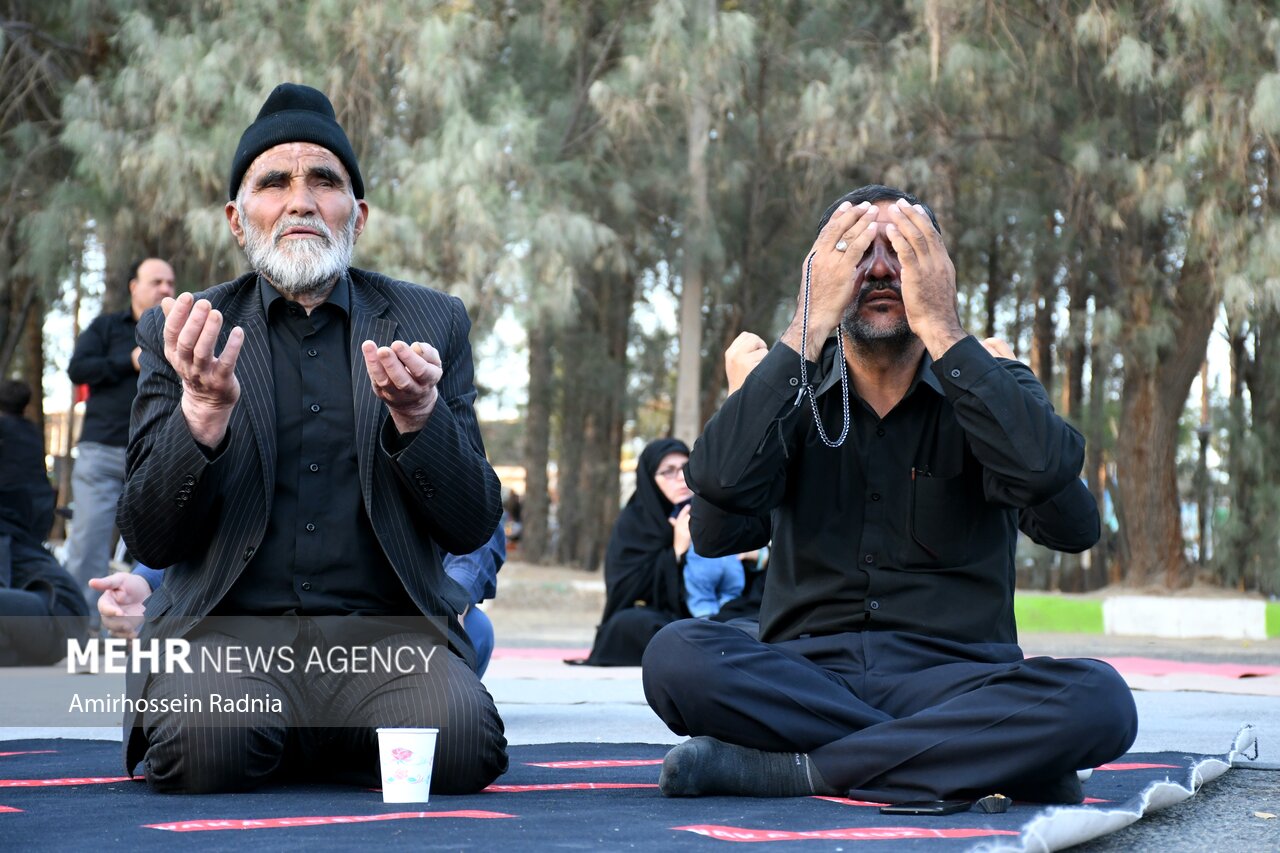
left=139, top=626, right=508, bottom=795
left=642, top=619, right=1137, bottom=802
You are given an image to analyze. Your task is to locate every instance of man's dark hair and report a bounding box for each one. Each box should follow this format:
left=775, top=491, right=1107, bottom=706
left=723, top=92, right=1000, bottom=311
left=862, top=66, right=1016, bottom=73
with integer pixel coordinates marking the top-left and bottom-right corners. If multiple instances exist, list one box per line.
left=816, top=184, right=942, bottom=236
left=0, top=378, right=32, bottom=415
left=126, top=257, right=150, bottom=290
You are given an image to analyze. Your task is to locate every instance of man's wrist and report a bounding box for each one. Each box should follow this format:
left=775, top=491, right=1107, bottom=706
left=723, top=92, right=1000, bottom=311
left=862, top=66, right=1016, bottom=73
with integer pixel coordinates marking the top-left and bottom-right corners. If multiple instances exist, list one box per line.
left=917, top=322, right=968, bottom=361
left=389, top=391, right=438, bottom=435
left=781, top=317, right=831, bottom=362
left=181, top=396, right=234, bottom=448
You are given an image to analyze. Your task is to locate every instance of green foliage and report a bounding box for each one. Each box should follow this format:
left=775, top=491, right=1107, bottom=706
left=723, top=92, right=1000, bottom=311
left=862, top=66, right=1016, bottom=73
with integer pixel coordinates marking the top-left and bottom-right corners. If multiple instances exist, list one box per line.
left=1249, top=72, right=1280, bottom=135
left=1014, top=595, right=1104, bottom=635
left=7, top=0, right=1280, bottom=583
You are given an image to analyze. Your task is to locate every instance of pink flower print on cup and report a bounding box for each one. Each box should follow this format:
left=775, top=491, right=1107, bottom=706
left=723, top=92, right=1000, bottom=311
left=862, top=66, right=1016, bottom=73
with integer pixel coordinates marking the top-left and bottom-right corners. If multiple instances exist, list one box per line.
left=385, top=741, right=429, bottom=785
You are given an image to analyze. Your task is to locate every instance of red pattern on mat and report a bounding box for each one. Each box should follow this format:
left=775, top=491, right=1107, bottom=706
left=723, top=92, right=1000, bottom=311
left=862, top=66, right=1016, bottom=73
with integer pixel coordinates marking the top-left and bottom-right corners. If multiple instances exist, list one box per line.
left=674, top=825, right=1022, bottom=842
left=527, top=759, right=664, bottom=768
left=810, top=796, right=890, bottom=807
left=484, top=782, right=657, bottom=792
left=145, top=811, right=515, bottom=832
left=0, top=777, right=133, bottom=787
left=0, top=806, right=22, bottom=813
left=1096, top=762, right=1179, bottom=771
left=0, top=751, right=56, bottom=758
left=492, top=647, right=591, bottom=660
left=1102, top=657, right=1280, bottom=679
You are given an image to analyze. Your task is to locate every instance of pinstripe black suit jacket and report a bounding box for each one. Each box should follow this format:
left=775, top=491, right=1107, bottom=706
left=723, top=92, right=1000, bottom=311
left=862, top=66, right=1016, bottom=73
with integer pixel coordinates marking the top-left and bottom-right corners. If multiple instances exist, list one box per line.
left=116, top=269, right=501, bottom=765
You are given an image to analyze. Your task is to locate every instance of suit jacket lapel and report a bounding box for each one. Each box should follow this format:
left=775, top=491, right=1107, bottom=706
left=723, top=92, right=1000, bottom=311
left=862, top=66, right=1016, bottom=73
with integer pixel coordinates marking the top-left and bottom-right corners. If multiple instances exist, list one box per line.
left=348, top=271, right=397, bottom=513
left=222, top=276, right=276, bottom=515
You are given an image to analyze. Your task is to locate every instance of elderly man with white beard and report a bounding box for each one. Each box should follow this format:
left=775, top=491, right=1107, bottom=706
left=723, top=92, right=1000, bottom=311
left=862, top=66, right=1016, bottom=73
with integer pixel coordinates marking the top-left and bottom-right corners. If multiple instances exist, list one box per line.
left=114, top=83, right=508, bottom=794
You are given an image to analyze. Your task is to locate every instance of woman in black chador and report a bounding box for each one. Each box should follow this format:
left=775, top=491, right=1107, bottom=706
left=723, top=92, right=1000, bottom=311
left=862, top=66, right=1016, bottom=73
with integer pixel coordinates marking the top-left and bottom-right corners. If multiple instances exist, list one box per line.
left=582, top=438, right=692, bottom=666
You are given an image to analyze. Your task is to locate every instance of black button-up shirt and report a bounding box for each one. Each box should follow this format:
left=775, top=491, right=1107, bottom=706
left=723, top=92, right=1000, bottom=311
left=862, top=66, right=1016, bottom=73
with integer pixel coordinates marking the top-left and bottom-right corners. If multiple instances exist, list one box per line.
left=686, top=335, right=1086, bottom=646
left=68, top=310, right=139, bottom=447
left=213, top=275, right=418, bottom=618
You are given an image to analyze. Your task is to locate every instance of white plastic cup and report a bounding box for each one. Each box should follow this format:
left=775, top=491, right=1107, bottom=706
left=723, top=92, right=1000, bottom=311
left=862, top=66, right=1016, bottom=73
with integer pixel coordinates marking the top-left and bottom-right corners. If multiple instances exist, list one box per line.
left=376, top=727, right=439, bottom=803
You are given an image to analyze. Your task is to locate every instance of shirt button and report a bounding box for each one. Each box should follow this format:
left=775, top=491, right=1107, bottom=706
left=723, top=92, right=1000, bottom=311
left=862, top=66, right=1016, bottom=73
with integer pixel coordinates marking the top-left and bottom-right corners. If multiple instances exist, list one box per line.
left=863, top=554, right=874, bottom=564
left=308, top=348, right=318, bottom=357
left=871, top=493, right=881, bottom=501
left=310, top=403, right=321, bottom=413
left=876, top=427, right=885, bottom=437
left=243, top=547, right=255, bottom=561
left=950, top=368, right=961, bottom=378
left=869, top=600, right=880, bottom=610
left=309, top=463, right=319, bottom=472
left=305, top=523, right=316, bottom=532
left=301, top=582, right=312, bottom=591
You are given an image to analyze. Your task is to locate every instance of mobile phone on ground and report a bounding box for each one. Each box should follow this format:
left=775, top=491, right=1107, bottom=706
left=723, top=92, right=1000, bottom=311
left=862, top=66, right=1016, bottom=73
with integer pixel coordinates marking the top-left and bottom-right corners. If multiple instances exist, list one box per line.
left=878, top=799, right=972, bottom=816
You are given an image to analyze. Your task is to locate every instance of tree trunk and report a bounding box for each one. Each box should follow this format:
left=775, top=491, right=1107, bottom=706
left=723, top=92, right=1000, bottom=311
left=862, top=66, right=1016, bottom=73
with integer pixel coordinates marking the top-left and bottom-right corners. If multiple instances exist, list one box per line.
left=1243, top=310, right=1280, bottom=594
left=1219, top=322, right=1253, bottom=588
left=521, top=322, right=553, bottom=563
left=22, top=293, right=45, bottom=441
left=983, top=233, right=1000, bottom=340
left=672, top=0, right=716, bottom=445
left=555, top=325, right=587, bottom=566
left=1030, top=246, right=1055, bottom=395
left=0, top=274, right=38, bottom=376
left=1114, top=368, right=1185, bottom=587
left=1086, top=295, right=1112, bottom=589
left=554, top=268, right=633, bottom=570
left=1062, top=267, right=1087, bottom=420
left=1113, top=260, right=1216, bottom=587
left=578, top=270, right=632, bottom=571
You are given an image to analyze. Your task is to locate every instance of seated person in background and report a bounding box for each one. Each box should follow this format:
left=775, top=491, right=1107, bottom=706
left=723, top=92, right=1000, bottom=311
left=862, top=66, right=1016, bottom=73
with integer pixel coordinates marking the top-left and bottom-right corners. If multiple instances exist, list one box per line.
left=443, top=524, right=506, bottom=677
left=580, top=438, right=692, bottom=666
left=95, top=525, right=507, bottom=676
left=643, top=185, right=1135, bottom=805
left=0, top=379, right=89, bottom=665
left=578, top=438, right=772, bottom=666
left=680, top=497, right=767, bottom=620
left=681, top=536, right=744, bottom=619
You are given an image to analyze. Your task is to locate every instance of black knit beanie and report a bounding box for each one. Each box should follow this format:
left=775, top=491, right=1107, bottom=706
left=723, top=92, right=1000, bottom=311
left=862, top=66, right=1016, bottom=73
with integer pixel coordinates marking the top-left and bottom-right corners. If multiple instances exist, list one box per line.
left=228, top=83, right=364, bottom=200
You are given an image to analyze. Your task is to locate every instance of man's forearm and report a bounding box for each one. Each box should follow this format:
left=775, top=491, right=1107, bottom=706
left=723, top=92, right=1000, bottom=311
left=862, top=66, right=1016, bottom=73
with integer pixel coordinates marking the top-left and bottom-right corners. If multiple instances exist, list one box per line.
left=935, top=338, right=1085, bottom=505
left=686, top=343, right=807, bottom=515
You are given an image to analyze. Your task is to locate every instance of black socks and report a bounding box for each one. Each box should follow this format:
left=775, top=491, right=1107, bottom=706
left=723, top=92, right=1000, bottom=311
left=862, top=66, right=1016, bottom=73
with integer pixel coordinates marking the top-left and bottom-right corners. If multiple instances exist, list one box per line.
left=658, top=737, right=841, bottom=798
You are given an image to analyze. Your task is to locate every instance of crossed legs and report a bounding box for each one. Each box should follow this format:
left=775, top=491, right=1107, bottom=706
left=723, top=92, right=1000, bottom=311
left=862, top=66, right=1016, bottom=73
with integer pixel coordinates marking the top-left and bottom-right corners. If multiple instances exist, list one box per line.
left=642, top=619, right=1137, bottom=802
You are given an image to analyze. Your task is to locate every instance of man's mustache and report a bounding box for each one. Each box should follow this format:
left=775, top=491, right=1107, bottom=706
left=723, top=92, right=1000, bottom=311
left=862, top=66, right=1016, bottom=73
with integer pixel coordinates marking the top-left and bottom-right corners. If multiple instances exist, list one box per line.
left=272, top=216, right=333, bottom=245
left=855, top=281, right=902, bottom=308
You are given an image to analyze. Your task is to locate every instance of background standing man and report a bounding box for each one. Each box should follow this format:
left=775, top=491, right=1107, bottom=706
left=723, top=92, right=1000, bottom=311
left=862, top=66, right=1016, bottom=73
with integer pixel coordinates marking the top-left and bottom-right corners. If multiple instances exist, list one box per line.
left=65, top=257, right=174, bottom=619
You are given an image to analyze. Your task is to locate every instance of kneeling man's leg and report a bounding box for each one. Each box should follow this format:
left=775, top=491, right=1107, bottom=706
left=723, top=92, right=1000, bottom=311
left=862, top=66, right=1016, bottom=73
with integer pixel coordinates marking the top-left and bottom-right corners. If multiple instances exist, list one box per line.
left=324, top=634, right=508, bottom=794
left=141, top=633, right=293, bottom=794
left=815, top=650, right=1137, bottom=803
left=642, top=619, right=889, bottom=798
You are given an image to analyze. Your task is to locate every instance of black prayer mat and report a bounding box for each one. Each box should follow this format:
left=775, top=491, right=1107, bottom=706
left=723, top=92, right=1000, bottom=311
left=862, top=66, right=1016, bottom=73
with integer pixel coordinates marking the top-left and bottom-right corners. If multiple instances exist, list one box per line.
left=0, top=726, right=1257, bottom=852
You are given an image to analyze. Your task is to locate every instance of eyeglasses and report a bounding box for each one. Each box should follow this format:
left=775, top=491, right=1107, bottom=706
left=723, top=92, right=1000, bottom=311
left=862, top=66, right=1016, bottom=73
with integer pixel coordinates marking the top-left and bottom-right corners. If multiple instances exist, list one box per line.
left=655, top=466, right=685, bottom=480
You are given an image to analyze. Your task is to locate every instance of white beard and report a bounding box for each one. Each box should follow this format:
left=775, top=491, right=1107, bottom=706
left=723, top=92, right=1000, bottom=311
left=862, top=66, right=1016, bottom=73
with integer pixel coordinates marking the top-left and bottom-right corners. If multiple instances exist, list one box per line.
left=240, top=205, right=358, bottom=296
